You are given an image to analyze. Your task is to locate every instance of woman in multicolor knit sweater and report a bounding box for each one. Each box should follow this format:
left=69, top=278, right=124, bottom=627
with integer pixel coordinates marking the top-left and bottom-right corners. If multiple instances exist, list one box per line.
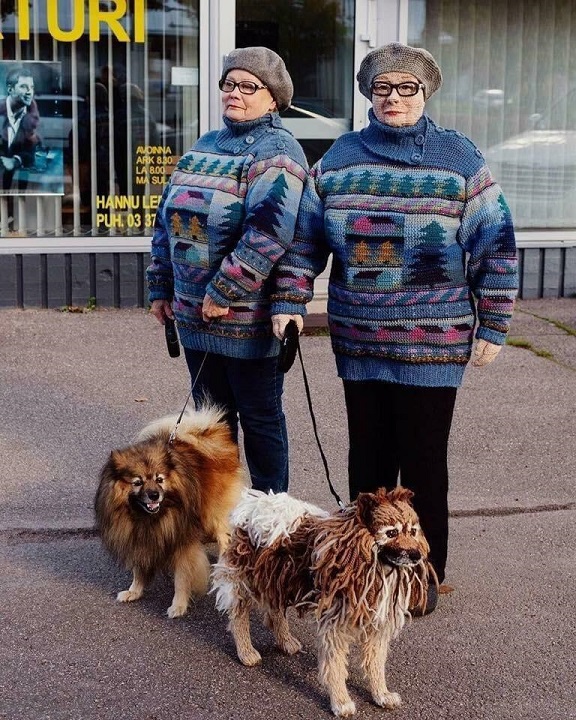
left=147, top=47, right=307, bottom=494
left=270, top=43, right=518, bottom=612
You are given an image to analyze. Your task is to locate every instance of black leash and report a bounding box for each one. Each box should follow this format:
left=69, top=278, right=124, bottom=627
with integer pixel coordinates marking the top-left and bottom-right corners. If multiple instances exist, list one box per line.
left=168, top=350, right=208, bottom=444
left=167, top=321, right=345, bottom=509
left=295, top=340, right=346, bottom=510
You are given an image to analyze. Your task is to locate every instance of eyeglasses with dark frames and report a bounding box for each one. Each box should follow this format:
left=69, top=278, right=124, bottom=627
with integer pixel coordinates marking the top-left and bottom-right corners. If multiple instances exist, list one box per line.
left=371, top=81, right=424, bottom=97
left=218, top=78, right=268, bottom=95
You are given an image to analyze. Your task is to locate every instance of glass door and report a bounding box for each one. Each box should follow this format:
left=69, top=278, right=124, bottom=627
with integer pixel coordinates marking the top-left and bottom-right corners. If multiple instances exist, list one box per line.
left=234, top=0, right=363, bottom=164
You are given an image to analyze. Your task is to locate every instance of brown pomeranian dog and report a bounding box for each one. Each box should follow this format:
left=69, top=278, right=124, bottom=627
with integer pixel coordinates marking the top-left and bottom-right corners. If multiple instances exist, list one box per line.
left=95, top=405, right=245, bottom=618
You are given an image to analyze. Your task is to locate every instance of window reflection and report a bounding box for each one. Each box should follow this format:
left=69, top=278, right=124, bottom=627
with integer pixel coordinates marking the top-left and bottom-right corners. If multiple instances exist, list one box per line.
left=236, top=0, right=355, bottom=165
left=0, top=1, right=199, bottom=237
left=408, top=0, right=576, bottom=228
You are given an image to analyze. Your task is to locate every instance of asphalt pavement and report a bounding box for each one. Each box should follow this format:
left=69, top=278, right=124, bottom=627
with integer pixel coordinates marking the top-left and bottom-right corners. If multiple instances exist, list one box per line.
left=0, top=298, right=575, bottom=720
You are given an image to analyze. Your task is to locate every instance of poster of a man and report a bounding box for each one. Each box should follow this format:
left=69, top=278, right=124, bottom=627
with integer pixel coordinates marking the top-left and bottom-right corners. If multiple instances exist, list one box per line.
left=0, top=61, right=64, bottom=196
left=0, top=65, right=41, bottom=193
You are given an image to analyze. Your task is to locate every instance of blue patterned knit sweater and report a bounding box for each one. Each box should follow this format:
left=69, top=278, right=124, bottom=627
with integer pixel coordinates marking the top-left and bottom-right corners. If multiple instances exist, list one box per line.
left=270, top=111, right=518, bottom=386
left=147, top=113, right=308, bottom=358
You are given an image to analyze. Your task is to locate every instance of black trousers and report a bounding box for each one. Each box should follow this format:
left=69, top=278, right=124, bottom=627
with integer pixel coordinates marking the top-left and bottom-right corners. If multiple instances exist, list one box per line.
left=343, top=380, right=457, bottom=583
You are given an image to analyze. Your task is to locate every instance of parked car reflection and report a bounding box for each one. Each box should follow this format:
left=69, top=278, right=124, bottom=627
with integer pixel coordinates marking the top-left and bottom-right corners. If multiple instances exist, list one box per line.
left=159, top=103, right=349, bottom=167
left=282, top=102, right=349, bottom=165
left=34, top=94, right=85, bottom=148
left=485, top=88, right=576, bottom=228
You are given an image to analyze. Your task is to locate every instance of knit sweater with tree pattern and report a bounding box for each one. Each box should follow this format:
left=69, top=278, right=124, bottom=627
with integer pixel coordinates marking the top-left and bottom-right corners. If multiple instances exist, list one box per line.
left=147, top=113, right=308, bottom=359
left=270, top=111, right=518, bottom=387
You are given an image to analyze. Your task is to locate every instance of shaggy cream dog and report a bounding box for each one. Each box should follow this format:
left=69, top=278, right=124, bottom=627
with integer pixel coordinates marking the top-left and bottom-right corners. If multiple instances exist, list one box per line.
left=212, top=486, right=433, bottom=716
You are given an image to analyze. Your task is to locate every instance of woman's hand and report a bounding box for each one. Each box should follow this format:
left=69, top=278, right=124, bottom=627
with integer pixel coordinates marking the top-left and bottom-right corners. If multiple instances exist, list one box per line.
left=271, top=314, right=304, bottom=340
left=150, top=299, right=174, bottom=324
left=472, top=339, right=502, bottom=367
left=202, top=293, right=229, bottom=322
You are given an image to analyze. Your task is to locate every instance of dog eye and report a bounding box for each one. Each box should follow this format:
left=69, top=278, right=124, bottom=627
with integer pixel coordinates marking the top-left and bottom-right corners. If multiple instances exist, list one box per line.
left=410, top=528, right=417, bottom=536
left=132, top=478, right=143, bottom=487
left=156, top=476, right=165, bottom=484
left=386, top=528, right=398, bottom=538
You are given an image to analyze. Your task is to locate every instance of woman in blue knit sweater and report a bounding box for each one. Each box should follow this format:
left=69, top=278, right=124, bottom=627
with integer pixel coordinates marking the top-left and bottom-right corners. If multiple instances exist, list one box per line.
left=271, top=43, right=518, bottom=612
left=147, top=47, right=307, bottom=494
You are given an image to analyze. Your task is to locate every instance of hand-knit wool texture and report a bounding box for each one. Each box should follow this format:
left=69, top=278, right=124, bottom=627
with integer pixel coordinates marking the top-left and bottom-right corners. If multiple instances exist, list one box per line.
left=147, top=113, right=308, bottom=359
left=221, top=46, right=294, bottom=112
left=356, top=42, right=442, bottom=100
left=270, top=110, right=518, bottom=387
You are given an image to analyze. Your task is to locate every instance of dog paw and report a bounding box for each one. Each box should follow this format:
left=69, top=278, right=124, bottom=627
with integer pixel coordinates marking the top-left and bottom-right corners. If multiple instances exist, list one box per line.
left=167, top=602, right=188, bottom=618
left=332, top=699, right=356, bottom=717
left=117, top=590, right=142, bottom=603
left=373, top=691, right=402, bottom=710
left=280, top=636, right=302, bottom=655
left=238, top=648, right=262, bottom=667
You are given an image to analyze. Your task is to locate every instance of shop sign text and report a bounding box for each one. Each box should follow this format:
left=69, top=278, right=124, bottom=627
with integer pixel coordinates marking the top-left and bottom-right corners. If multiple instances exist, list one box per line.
left=0, top=0, right=146, bottom=43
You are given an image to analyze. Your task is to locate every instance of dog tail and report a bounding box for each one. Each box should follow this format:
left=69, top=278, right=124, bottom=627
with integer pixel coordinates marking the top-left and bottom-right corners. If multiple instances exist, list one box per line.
left=135, top=403, right=228, bottom=443
left=210, top=560, right=238, bottom=614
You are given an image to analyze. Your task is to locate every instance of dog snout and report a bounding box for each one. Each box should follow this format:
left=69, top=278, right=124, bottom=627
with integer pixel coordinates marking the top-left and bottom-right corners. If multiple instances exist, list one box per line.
left=146, top=490, right=160, bottom=502
left=378, top=546, right=422, bottom=567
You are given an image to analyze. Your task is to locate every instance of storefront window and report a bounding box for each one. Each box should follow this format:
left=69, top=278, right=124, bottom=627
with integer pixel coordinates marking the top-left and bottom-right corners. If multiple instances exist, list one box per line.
left=236, top=0, right=355, bottom=165
left=0, top=1, right=199, bottom=238
left=408, top=0, right=576, bottom=229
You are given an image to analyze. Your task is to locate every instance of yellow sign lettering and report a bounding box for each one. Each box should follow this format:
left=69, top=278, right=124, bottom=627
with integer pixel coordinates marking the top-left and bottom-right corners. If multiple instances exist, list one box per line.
left=89, top=0, right=130, bottom=42
left=47, top=0, right=84, bottom=42
left=134, top=0, right=145, bottom=43
left=10, top=0, right=31, bottom=40
left=0, top=0, right=146, bottom=42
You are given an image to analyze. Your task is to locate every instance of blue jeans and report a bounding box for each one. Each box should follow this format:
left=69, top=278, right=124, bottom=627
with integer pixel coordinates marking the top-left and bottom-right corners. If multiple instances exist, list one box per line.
left=184, top=349, right=289, bottom=493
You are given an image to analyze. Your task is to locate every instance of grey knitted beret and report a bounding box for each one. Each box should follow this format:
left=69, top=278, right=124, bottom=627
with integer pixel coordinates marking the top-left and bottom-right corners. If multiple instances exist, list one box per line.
left=357, top=42, right=442, bottom=100
left=221, top=46, right=293, bottom=112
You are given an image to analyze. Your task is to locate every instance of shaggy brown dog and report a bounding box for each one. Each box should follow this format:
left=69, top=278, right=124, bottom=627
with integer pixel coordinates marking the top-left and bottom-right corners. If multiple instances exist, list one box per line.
left=212, top=486, right=433, bottom=716
left=95, top=405, right=245, bottom=618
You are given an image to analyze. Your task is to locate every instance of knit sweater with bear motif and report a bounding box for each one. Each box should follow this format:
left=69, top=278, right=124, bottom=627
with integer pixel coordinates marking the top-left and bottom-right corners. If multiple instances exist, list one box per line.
left=270, top=110, right=518, bottom=387
left=147, top=113, right=308, bottom=359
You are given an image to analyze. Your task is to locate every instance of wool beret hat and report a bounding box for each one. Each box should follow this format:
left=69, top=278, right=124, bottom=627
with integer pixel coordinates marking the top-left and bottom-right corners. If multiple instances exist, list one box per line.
left=221, top=46, right=293, bottom=112
left=357, top=42, right=442, bottom=100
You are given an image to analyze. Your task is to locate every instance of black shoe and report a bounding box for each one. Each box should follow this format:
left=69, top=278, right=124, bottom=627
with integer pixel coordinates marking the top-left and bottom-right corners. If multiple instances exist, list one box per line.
left=423, top=583, right=438, bottom=614
left=412, top=583, right=438, bottom=617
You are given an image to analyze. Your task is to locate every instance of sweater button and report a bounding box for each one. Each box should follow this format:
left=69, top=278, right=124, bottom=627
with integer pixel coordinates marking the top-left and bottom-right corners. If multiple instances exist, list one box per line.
left=233, top=146, right=241, bottom=153
left=245, top=135, right=255, bottom=144
left=411, top=152, right=422, bottom=162
left=415, top=134, right=425, bottom=145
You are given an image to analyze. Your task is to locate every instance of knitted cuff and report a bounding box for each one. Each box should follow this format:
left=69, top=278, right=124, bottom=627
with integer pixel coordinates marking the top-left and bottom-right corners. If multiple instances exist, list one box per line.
left=475, top=325, right=507, bottom=346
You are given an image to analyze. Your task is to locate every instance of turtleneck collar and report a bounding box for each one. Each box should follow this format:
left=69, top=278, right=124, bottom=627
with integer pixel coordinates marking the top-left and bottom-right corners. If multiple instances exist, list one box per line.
left=215, top=112, right=284, bottom=153
left=359, top=109, right=430, bottom=165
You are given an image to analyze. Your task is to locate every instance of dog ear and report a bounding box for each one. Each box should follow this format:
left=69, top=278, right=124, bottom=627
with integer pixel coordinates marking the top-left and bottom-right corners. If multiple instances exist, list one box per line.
left=356, top=492, right=379, bottom=528
left=106, top=449, right=130, bottom=477
left=387, top=486, right=414, bottom=505
left=98, top=449, right=123, bottom=485
left=108, top=449, right=123, bottom=468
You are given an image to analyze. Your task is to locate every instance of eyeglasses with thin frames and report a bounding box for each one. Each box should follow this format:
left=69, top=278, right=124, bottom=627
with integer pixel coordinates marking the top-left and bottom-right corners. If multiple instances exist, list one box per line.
left=371, top=81, right=424, bottom=97
left=219, top=78, right=268, bottom=95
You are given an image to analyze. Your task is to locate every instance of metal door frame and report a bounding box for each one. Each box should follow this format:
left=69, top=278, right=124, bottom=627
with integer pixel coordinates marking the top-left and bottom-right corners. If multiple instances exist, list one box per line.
left=203, top=0, right=405, bottom=137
